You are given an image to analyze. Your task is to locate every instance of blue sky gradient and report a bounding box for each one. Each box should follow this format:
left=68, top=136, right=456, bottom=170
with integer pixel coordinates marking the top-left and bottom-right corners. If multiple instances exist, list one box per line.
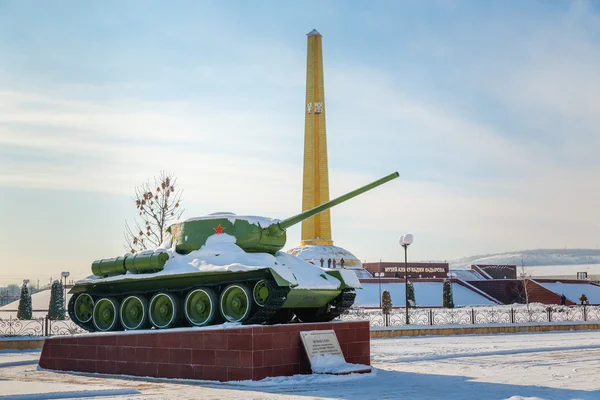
left=1, top=1, right=599, bottom=284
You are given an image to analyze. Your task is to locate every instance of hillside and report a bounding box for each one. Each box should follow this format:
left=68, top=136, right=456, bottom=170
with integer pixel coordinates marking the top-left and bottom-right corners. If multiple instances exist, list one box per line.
left=449, top=249, right=600, bottom=269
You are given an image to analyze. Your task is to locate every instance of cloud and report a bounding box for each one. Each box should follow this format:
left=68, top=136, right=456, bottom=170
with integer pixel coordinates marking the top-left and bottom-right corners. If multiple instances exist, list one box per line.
left=1, top=1, right=600, bottom=283
left=3, top=41, right=599, bottom=265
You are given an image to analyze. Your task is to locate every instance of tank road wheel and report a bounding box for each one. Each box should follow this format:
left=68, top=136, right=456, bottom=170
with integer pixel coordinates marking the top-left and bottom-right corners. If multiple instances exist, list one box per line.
left=73, top=293, right=94, bottom=324
left=93, top=297, right=121, bottom=332
left=120, top=295, right=149, bottom=330
left=184, top=288, right=218, bottom=326
left=220, top=284, right=253, bottom=323
left=253, top=280, right=270, bottom=307
left=149, top=293, right=180, bottom=329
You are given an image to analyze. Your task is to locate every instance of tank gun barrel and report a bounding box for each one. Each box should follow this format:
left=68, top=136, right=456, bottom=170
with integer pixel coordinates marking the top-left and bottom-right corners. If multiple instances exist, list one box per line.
left=267, top=171, right=399, bottom=236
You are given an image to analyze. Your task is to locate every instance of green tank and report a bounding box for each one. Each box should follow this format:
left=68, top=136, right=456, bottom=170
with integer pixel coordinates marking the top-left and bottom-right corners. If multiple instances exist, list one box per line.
left=68, top=172, right=399, bottom=332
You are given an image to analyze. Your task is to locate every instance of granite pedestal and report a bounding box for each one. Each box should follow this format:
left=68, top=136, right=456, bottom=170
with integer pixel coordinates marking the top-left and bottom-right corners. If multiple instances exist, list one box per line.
left=39, top=320, right=370, bottom=381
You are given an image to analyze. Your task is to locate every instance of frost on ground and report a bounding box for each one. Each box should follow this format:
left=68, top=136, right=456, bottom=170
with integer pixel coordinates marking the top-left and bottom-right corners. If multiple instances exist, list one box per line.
left=1, top=331, right=599, bottom=399
left=0, top=350, right=41, bottom=368
left=0, top=380, right=139, bottom=399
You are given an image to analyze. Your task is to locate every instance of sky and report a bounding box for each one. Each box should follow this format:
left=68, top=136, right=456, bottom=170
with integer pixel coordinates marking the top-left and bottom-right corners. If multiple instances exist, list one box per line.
left=1, top=1, right=599, bottom=285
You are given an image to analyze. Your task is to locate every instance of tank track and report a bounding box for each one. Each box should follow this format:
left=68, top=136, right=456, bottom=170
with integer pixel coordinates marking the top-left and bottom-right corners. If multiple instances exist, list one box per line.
left=294, top=288, right=356, bottom=323
left=327, top=288, right=357, bottom=320
left=315, top=288, right=356, bottom=321
left=68, top=281, right=358, bottom=330
left=244, top=279, right=290, bottom=325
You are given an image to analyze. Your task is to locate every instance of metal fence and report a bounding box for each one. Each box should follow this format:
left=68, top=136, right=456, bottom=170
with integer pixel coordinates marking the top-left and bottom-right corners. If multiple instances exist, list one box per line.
left=0, top=316, right=86, bottom=337
left=3, top=306, right=599, bottom=336
left=339, top=305, right=600, bottom=327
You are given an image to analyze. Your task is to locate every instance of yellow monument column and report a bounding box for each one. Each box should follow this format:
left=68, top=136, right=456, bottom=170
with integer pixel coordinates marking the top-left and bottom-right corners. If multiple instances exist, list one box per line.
left=301, top=29, right=333, bottom=246
left=288, top=29, right=363, bottom=271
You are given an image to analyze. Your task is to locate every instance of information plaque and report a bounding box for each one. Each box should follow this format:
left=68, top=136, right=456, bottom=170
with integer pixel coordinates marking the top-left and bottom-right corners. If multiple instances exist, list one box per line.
left=299, top=329, right=370, bottom=375
left=299, top=330, right=344, bottom=360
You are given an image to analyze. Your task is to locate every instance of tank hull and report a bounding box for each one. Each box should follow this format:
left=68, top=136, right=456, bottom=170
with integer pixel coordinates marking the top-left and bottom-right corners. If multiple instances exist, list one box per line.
left=68, top=266, right=357, bottom=333
left=70, top=269, right=342, bottom=309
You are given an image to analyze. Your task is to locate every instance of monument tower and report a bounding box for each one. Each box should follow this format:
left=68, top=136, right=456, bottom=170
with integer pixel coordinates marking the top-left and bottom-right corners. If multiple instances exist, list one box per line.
left=287, top=30, right=367, bottom=276
left=301, top=29, right=332, bottom=246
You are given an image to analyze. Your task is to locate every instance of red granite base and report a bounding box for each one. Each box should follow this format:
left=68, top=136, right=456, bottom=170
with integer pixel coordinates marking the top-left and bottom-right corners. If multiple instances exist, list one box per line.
left=38, top=320, right=370, bottom=382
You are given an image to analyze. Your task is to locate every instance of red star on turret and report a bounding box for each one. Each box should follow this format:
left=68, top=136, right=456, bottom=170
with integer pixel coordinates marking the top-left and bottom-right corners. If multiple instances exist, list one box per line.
left=213, top=224, right=225, bottom=234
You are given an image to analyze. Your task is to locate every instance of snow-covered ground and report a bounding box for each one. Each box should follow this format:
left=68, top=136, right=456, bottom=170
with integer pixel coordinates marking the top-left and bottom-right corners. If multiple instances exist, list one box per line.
left=3, top=330, right=599, bottom=399
left=0, top=349, right=40, bottom=368
left=355, top=282, right=495, bottom=307
left=524, top=264, right=600, bottom=278
left=450, top=249, right=600, bottom=268
left=0, top=380, right=139, bottom=399
left=538, top=281, right=600, bottom=304
left=452, top=270, right=487, bottom=280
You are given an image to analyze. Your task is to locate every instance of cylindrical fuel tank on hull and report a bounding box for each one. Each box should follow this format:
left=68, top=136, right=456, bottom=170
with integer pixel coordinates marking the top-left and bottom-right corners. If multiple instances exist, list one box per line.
left=91, top=251, right=169, bottom=277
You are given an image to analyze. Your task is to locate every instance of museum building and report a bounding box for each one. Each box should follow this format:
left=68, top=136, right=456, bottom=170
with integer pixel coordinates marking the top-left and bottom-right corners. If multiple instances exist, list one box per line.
left=362, top=262, right=449, bottom=279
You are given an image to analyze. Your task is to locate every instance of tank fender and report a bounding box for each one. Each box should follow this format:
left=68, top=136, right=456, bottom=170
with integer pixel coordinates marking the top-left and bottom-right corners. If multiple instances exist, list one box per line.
left=324, top=270, right=362, bottom=290
left=267, top=268, right=298, bottom=288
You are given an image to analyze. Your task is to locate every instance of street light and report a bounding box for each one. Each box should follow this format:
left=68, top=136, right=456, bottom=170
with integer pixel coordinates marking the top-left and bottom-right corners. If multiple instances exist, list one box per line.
left=399, top=234, right=413, bottom=325
left=374, top=272, right=385, bottom=308
left=61, top=271, right=70, bottom=311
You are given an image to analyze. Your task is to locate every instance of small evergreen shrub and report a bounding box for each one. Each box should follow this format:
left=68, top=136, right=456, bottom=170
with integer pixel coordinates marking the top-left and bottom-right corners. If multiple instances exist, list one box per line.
left=48, top=280, right=66, bottom=320
left=382, top=290, right=393, bottom=314
left=17, top=283, right=32, bottom=320
left=443, top=279, right=455, bottom=308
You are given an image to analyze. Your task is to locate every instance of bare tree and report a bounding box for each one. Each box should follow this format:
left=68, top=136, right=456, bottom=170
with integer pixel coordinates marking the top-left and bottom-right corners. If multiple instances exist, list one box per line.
left=519, top=257, right=532, bottom=312
left=124, top=171, right=184, bottom=253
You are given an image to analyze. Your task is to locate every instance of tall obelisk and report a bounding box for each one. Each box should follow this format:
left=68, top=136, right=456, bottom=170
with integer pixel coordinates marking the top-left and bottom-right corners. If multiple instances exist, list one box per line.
left=301, top=29, right=333, bottom=246
left=288, top=29, right=362, bottom=272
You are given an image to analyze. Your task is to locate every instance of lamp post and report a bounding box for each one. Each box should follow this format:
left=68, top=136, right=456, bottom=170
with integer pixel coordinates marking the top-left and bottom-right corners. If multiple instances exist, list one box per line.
left=399, top=234, right=413, bottom=325
left=61, top=271, right=70, bottom=311
left=375, top=272, right=385, bottom=308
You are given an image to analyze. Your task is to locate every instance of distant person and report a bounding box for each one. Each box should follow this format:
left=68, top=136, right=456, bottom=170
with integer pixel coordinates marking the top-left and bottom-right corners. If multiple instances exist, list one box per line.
left=333, top=259, right=337, bottom=269
left=560, top=294, right=566, bottom=306
left=327, top=258, right=332, bottom=268
left=580, top=294, right=589, bottom=305
left=340, top=258, right=345, bottom=268
left=320, top=258, right=324, bottom=268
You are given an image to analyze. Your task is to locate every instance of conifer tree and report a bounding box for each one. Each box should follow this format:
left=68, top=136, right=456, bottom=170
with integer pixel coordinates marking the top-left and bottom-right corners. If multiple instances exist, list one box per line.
left=443, top=279, right=455, bottom=308
left=17, top=283, right=32, bottom=320
left=406, top=281, right=415, bottom=308
left=48, top=280, right=65, bottom=320
left=381, top=290, right=393, bottom=314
